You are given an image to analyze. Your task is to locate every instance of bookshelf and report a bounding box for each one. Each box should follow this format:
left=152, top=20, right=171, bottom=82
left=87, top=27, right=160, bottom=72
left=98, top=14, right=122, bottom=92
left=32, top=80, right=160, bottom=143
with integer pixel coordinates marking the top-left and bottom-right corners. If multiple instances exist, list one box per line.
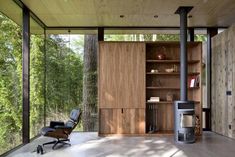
left=145, top=42, right=202, bottom=135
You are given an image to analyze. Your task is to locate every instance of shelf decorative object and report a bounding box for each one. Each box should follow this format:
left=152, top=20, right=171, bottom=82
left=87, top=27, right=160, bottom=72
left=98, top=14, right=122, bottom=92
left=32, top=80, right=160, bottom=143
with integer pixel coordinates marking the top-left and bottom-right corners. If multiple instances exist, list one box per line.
left=165, top=68, right=174, bottom=73
left=157, top=53, right=166, bottom=60
left=156, top=46, right=166, bottom=60
left=151, top=69, right=159, bottom=73
left=166, top=92, right=174, bottom=101
left=173, top=64, right=178, bottom=72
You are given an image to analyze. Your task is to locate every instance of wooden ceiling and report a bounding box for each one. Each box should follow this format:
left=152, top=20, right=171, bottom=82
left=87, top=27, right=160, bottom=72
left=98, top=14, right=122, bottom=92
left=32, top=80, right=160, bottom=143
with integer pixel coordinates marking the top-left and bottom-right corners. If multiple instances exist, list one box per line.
left=19, top=0, right=235, bottom=27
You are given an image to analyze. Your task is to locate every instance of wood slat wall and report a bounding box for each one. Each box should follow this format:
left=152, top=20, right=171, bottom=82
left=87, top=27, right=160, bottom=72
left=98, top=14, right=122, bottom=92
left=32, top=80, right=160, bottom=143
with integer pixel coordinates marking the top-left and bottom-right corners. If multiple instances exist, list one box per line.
left=212, top=25, right=235, bottom=138
left=99, top=42, right=146, bottom=109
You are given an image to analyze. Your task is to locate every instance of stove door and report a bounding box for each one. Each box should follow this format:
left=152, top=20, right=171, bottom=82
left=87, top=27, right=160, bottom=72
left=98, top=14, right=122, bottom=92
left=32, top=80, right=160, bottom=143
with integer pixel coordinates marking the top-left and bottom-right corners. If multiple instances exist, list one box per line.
left=180, top=114, right=195, bottom=128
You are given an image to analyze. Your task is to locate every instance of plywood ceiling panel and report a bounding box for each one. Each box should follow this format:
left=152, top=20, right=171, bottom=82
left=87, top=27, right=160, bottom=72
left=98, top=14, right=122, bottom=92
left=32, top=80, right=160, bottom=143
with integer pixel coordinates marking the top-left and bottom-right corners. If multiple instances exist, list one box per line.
left=20, top=0, right=235, bottom=27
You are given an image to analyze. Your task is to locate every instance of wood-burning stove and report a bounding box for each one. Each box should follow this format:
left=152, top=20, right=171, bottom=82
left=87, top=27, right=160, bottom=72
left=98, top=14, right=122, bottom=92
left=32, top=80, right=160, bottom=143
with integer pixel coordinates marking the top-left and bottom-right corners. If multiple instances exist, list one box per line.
left=174, top=101, right=195, bottom=143
left=175, top=6, right=195, bottom=144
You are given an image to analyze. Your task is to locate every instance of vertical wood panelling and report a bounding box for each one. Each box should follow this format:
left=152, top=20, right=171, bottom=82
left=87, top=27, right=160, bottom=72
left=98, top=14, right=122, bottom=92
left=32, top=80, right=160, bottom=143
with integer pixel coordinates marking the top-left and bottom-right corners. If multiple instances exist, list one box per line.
left=232, top=26, right=235, bottom=138
left=99, top=42, right=145, bottom=109
left=212, top=25, right=235, bottom=139
left=99, top=109, right=145, bottom=134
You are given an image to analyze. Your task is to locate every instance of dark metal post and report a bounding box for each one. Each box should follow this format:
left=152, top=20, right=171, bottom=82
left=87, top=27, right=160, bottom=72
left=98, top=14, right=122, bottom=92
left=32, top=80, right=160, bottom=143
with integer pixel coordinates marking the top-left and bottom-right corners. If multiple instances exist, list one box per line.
left=43, top=28, right=47, bottom=127
left=98, top=27, right=104, bottom=41
left=188, top=28, right=194, bottom=42
left=175, top=7, right=193, bottom=101
left=22, top=6, right=30, bottom=144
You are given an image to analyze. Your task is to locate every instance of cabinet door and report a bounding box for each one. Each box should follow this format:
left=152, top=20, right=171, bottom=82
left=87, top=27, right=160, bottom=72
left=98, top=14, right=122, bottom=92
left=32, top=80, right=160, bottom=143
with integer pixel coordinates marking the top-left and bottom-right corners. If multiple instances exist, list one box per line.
left=99, top=42, right=145, bottom=109
left=121, top=108, right=145, bottom=134
left=99, top=109, right=117, bottom=134
left=99, top=108, right=145, bottom=134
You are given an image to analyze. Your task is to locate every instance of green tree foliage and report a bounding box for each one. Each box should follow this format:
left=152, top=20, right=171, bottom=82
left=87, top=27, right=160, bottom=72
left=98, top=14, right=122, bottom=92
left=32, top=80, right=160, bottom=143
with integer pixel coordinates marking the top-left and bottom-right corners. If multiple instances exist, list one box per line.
left=45, top=35, right=83, bottom=128
left=0, top=12, right=84, bottom=154
left=104, top=34, right=180, bottom=41
left=30, top=35, right=45, bottom=138
left=0, top=13, right=22, bottom=154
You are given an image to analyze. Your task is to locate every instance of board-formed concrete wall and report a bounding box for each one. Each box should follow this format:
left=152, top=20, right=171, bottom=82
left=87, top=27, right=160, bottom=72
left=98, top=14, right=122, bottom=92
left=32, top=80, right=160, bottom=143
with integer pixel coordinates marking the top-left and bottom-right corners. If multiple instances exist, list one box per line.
left=211, top=25, right=235, bottom=138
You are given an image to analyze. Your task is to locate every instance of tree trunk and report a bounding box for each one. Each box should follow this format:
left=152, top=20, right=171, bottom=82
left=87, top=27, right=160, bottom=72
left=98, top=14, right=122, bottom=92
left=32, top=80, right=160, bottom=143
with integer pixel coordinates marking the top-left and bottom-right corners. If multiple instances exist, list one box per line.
left=82, top=35, right=97, bottom=131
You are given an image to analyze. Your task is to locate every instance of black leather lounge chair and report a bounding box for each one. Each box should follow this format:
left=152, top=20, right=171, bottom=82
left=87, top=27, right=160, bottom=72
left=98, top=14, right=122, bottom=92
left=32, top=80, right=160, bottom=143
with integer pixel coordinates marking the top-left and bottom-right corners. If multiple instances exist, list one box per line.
left=41, top=109, right=81, bottom=149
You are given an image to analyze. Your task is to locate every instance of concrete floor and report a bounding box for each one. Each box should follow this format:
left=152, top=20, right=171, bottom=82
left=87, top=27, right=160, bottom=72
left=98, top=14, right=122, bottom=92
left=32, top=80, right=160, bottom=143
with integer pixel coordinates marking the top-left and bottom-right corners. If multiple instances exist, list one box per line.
left=6, top=132, right=235, bottom=157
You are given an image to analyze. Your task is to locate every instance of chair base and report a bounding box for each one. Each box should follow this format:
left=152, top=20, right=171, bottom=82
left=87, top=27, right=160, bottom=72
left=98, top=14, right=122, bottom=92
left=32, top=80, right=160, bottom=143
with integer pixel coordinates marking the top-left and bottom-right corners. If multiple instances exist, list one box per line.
left=43, top=139, right=71, bottom=149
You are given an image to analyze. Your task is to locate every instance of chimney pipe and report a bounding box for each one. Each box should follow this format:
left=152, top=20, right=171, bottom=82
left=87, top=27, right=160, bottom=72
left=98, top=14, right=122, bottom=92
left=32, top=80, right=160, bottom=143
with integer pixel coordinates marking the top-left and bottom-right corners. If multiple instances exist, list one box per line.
left=175, top=6, right=193, bottom=101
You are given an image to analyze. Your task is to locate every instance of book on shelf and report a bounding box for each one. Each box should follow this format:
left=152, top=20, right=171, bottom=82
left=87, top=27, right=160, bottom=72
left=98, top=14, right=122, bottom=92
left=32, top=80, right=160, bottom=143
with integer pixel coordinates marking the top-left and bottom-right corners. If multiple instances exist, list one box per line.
left=147, top=97, right=160, bottom=102
left=189, top=75, right=200, bottom=88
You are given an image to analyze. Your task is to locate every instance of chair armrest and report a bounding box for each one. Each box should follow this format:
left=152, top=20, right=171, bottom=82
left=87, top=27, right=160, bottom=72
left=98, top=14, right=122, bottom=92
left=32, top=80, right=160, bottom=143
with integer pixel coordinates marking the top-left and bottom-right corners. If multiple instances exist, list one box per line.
left=50, top=121, right=65, bottom=128
left=54, top=125, right=72, bottom=129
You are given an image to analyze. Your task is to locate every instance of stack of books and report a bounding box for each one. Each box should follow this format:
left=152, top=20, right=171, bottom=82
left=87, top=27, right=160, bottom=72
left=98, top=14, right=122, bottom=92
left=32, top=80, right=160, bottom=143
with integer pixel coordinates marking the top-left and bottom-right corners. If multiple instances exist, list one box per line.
left=147, top=97, right=160, bottom=102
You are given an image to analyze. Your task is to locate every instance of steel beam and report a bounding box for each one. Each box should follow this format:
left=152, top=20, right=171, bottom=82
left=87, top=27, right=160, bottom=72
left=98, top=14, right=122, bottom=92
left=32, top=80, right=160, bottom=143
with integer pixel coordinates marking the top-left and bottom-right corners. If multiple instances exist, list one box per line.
left=43, top=28, right=47, bottom=127
left=188, top=28, right=194, bottom=42
left=98, top=27, right=104, bottom=41
left=22, top=6, right=30, bottom=144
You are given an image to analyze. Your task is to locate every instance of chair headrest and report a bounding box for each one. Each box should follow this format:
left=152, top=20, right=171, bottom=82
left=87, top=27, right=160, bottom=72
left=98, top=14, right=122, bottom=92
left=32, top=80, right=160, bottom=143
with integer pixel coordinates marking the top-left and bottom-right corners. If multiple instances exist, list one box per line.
left=70, top=109, right=81, bottom=122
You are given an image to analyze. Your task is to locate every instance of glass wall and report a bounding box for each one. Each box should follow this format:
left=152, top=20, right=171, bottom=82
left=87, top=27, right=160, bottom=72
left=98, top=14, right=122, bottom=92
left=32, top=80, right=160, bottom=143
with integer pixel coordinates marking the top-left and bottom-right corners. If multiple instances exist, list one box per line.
left=45, top=32, right=84, bottom=131
left=0, top=2, right=22, bottom=155
left=194, top=29, right=207, bottom=129
left=44, top=30, right=99, bottom=132
left=29, top=17, right=45, bottom=138
left=104, top=29, right=180, bottom=41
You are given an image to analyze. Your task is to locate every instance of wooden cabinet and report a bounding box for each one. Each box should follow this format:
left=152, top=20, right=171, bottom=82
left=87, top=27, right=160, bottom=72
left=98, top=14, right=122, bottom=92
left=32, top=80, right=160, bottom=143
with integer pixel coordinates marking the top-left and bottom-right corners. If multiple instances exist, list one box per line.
left=99, top=42, right=145, bottom=109
left=98, top=41, right=202, bottom=136
left=99, top=42, right=146, bottom=135
left=99, top=108, right=145, bottom=134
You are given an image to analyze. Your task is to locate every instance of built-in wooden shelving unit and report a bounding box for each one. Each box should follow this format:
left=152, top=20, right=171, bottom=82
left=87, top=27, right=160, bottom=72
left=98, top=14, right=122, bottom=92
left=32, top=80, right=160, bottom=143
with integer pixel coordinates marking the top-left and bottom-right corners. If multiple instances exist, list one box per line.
left=145, top=42, right=202, bottom=135
left=98, top=41, right=202, bottom=136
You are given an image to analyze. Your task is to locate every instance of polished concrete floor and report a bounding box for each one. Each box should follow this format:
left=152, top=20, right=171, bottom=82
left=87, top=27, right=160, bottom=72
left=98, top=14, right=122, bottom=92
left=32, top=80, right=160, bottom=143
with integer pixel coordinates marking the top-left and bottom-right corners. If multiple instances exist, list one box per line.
left=6, top=132, right=235, bottom=157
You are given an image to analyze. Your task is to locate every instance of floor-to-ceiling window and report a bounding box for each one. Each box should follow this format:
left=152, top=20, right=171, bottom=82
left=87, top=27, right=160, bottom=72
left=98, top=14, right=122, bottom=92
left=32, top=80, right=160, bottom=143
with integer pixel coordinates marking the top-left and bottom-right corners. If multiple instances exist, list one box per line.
left=104, top=29, right=180, bottom=41
left=45, top=29, right=98, bottom=131
left=0, top=1, right=23, bottom=155
left=29, top=17, right=45, bottom=139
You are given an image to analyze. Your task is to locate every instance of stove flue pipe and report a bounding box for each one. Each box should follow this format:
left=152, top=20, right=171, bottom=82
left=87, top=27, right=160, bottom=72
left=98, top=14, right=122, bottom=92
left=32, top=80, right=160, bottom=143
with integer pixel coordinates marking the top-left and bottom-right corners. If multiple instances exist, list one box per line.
left=175, top=6, right=193, bottom=101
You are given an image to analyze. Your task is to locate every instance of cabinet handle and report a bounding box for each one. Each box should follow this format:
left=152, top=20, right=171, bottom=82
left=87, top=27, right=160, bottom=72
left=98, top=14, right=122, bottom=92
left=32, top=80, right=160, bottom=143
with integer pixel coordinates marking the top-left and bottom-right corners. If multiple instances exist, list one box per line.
left=121, top=108, right=123, bottom=113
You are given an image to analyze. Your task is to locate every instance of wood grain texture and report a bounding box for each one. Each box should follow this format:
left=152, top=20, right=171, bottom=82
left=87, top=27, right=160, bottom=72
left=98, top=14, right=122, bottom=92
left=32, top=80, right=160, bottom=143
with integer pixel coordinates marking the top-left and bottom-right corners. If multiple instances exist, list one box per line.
left=99, top=42, right=145, bottom=109
left=99, top=41, right=202, bottom=135
left=212, top=25, right=235, bottom=139
left=21, top=0, right=235, bottom=28
left=99, top=108, right=145, bottom=134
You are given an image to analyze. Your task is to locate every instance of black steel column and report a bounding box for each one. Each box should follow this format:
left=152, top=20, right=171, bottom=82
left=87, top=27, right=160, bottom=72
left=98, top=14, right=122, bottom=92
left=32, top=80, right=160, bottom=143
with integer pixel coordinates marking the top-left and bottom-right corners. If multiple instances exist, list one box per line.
left=206, top=28, right=217, bottom=131
left=22, top=6, right=30, bottom=144
left=188, top=28, right=194, bottom=42
left=98, top=27, right=104, bottom=41
left=175, top=7, right=193, bottom=101
left=43, top=28, right=47, bottom=127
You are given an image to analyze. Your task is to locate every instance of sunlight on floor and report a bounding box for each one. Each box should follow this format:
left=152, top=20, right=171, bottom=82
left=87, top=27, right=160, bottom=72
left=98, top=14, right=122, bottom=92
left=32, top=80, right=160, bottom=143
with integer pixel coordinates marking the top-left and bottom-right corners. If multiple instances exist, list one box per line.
left=7, top=132, right=235, bottom=157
